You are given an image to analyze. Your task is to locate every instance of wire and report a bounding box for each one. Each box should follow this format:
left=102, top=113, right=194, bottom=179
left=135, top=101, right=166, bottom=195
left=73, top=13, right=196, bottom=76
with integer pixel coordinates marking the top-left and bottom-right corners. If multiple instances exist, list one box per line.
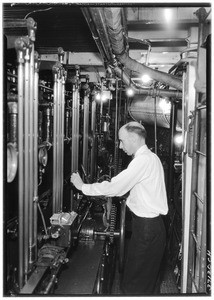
left=24, top=7, right=53, bottom=19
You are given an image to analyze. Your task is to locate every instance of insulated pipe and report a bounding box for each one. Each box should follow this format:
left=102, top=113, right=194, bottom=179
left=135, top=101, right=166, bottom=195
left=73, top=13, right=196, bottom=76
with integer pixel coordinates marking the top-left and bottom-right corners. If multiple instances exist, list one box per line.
left=118, top=52, right=182, bottom=90
left=103, top=7, right=182, bottom=90
left=15, top=37, right=25, bottom=289
left=114, top=66, right=182, bottom=98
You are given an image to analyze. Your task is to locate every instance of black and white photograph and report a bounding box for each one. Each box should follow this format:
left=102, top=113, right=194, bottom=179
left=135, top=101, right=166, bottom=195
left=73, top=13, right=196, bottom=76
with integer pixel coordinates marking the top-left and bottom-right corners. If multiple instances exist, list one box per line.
left=2, top=0, right=211, bottom=296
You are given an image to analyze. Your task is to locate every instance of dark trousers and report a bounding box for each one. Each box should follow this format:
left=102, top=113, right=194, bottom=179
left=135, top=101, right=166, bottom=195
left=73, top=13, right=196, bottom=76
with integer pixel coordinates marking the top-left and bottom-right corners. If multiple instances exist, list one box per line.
left=121, top=213, right=166, bottom=295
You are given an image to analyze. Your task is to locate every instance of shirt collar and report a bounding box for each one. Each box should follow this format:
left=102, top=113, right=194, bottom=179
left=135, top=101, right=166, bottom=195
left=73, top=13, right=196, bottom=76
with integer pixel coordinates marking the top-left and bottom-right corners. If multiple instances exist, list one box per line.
left=134, top=144, right=148, bottom=158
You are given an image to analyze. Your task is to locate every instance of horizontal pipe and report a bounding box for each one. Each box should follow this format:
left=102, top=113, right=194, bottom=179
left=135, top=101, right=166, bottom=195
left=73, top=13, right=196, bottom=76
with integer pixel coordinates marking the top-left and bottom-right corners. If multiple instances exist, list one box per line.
left=114, top=66, right=182, bottom=98
left=118, top=53, right=182, bottom=90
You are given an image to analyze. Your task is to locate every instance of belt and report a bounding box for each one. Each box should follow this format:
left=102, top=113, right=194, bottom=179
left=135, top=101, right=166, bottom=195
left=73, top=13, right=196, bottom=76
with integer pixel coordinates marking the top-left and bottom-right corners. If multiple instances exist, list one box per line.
left=131, top=211, right=160, bottom=219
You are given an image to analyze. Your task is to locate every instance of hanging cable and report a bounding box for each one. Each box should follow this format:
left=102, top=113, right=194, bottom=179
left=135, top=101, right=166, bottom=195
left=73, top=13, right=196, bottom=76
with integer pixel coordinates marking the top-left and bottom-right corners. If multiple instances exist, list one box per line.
left=24, top=7, right=53, bottom=19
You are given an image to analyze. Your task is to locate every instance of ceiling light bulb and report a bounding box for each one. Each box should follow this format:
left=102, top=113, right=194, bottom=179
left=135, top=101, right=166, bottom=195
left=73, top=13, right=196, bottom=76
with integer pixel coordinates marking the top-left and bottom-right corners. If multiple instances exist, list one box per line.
left=164, top=8, right=173, bottom=23
left=126, top=87, right=135, bottom=97
left=141, top=74, right=151, bottom=83
left=174, top=134, right=183, bottom=145
left=95, top=93, right=101, bottom=101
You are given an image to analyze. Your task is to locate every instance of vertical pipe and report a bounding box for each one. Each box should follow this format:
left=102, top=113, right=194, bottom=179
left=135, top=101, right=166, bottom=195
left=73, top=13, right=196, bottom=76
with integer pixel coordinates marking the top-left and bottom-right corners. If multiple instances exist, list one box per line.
left=154, top=96, right=157, bottom=154
left=28, top=42, right=35, bottom=266
left=57, top=74, right=61, bottom=211
left=33, top=52, right=39, bottom=260
left=52, top=67, right=58, bottom=213
left=71, top=66, right=80, bottom=210
left=83, top=93, right=89, bottom=174
left=24, top=45, right=30, bottom=279
left=15, top=38, right=25, bottom=289
left=58, top=48, right=65, bottom=211
left=167, top=100, right=178, bottom=201
left=76, top=89, right=80, bottom=170
left=114, top=79, right=118, bottom=176
left=61, top=71, right=65, bottom=211
left=90, top=97, right=96, bottom=181
left=70, top=85, right=77, bottom=211
left=71, top=87, right=76, bottom=173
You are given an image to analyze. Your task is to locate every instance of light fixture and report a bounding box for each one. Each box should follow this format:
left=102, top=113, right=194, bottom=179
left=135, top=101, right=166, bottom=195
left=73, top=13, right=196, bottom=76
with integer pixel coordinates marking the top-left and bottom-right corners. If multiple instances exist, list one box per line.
left=159, top=98, right=171, bottom=114
left=164, top=8, right=173, bottom=23
left=141, top=74, right=152, bottom=84
left=174, top=134, right=183, bottom=146
left=95, top=91, right=111, bottom=102
left=126, top=87, right=135, bottom=97
left=95, top=92, right=101, bottom=101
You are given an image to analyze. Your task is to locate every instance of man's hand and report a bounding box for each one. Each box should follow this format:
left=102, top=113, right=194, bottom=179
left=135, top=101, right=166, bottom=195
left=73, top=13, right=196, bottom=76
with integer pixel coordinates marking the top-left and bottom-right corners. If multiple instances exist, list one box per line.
left=70, top=172, right=84, bottom=191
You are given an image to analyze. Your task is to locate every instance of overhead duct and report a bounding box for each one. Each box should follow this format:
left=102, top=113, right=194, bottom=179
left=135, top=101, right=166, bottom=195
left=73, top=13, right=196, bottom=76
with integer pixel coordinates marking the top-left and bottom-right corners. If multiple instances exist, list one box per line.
left=103, top=7, right=182, bottom=91
left=82, top=7, right=182, bottom=96
left=87, top=7, right=182, bottom=91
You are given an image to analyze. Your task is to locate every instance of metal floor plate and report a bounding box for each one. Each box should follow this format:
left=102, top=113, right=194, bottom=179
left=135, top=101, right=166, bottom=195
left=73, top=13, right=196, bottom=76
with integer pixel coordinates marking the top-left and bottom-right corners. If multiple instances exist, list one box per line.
left=54, top=240, right=104, bottom=295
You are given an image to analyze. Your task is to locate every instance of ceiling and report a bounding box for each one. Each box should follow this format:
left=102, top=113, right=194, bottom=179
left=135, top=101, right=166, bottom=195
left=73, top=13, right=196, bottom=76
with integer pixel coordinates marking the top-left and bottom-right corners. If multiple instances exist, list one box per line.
left=3, top=3, right=211, bottom=75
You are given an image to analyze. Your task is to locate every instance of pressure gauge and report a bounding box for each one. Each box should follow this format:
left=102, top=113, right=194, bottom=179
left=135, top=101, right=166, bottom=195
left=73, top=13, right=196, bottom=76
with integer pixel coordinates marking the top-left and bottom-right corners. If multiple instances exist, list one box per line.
left=7, top=143, right=18, bottom=183
left=38, top=147, right=48, bottom=167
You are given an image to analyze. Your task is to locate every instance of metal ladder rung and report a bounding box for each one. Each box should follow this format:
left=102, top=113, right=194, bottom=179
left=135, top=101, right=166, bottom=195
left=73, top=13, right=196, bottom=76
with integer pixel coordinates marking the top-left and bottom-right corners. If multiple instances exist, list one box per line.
left=193, top=191, right=204, bottom=204
left=195, top=150, right=206, bottom=157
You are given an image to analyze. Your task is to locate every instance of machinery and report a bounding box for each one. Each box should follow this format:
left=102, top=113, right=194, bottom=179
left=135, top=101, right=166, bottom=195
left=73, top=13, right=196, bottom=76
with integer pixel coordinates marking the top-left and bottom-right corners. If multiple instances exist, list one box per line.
left=4, top=4, right=210, bottom=296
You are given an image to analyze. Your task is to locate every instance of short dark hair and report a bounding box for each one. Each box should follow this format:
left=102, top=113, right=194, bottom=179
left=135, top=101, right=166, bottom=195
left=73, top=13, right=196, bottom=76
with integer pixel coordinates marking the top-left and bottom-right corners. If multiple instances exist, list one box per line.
left=124, top=123, right=147, bottom=139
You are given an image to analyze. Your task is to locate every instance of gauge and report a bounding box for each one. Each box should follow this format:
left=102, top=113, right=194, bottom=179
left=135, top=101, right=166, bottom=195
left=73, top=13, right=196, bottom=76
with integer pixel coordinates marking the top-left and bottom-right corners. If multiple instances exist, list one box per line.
left=7, top=143, right=18, bottom=183
left=38, top=147, right=48, bottom=167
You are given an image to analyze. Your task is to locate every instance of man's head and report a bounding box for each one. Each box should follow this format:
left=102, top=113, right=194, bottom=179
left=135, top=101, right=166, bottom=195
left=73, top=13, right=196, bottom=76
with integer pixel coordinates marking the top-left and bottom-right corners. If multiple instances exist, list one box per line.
left=118, top=122, right=147, bottom=155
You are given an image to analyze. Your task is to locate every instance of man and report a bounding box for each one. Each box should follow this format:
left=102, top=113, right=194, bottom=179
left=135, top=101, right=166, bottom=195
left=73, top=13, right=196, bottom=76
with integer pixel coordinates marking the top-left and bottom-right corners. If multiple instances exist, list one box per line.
left=71, top=121, right=168, bottom=295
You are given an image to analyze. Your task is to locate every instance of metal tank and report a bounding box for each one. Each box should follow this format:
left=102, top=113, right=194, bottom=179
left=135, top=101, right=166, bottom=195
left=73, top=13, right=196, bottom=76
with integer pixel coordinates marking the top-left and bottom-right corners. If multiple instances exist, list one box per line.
left=128, top=94, right=182, bottom=129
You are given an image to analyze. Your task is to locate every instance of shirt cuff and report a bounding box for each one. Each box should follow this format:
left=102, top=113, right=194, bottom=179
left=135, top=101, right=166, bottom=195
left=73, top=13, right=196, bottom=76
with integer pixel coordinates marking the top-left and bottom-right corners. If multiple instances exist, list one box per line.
left=82, top=183, right=88, bottom=195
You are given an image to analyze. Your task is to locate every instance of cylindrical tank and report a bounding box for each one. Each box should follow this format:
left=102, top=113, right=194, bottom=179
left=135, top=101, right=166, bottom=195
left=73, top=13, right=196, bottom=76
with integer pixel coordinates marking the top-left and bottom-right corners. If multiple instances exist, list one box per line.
left=128, top=95, right=182, bottom=129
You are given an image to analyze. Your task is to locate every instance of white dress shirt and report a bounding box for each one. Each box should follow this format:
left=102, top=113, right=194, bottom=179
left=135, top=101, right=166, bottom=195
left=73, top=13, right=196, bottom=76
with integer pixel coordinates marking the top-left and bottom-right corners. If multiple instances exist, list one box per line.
left=82, top=145, right=168, bottom=218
